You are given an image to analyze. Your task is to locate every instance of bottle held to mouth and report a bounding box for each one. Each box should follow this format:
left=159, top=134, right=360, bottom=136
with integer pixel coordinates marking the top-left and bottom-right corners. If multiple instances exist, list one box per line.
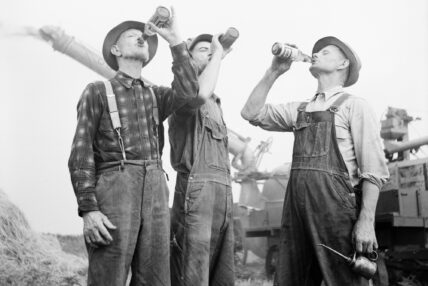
left=271, top=42, right=312, bottom=63
left=219, top=27, right=239, bottom=49
left=144, top=6, right=171, bottom=37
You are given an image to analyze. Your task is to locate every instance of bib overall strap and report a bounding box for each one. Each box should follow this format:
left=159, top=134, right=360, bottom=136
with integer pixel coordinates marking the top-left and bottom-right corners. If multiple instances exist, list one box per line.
left=328, top=93, right=351, bottom=113
left=297, top=101, right=309, bottom=112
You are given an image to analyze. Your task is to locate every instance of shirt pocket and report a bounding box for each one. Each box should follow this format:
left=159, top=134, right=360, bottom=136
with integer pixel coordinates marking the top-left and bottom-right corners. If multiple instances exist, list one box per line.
left=203, top=118, right=230, bottom=172
left=98, top=113, right=114, bottom=133
left=99, top=114, right=130, bottom=134
left=96, top=115, right=129, bottom=152
left=335, top=124, right=348, bottom=142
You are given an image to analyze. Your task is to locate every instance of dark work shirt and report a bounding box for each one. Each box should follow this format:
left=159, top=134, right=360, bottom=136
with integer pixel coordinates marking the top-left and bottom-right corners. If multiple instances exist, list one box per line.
left=168, top=94, right=227, bottom=174
left=68, top=43, right=198, bottom=215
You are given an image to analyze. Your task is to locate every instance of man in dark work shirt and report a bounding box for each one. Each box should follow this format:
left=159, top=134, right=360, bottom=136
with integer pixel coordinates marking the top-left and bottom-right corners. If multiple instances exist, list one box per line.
left=169, top=33, right=234, bottom=286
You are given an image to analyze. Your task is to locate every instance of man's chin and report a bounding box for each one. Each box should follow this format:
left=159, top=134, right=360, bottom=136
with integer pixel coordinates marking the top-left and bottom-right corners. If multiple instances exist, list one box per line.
left=141, top=57, right=150, bottom=65
left=123, top=53, right=149, bottom=64
left=134, top=55, right=149, bottom=66
left=309, top=66, right=319, bottom=78
left=138, top=53, right=149, bottom=63
left=198, top=63, right=208, bottom=75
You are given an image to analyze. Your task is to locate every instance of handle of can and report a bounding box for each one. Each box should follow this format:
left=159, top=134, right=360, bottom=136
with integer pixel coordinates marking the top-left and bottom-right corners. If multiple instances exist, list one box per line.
left=367, top=251, right=378, bottom=262
left=353, top=250, right=378, bottom=262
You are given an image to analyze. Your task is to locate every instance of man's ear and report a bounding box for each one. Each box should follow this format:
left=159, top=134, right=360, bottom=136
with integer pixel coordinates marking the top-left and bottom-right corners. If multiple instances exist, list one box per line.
left=338, top=59, right=350, bottom=71
left=111, top=45, right=121, bottom=57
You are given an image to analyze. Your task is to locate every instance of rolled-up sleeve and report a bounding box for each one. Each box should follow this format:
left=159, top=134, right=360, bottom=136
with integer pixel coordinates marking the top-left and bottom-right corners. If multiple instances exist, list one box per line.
left=248, top=102, right=300, bottom=132
left=349, top=98, right=389, bottom=189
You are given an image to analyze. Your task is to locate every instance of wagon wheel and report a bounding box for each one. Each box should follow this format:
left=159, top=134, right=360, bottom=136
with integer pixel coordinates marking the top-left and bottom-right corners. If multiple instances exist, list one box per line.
left=265, top=245, right=279, bottom=279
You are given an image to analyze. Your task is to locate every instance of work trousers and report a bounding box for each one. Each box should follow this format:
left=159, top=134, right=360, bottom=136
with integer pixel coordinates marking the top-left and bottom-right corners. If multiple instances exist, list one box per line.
left=170, top=173, right=235, bottom=286
left=86, top=160, right=170, bottom=286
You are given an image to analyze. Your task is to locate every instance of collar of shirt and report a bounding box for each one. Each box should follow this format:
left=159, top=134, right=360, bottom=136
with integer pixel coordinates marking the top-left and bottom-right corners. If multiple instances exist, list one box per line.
left=311, top=85, right=344, bottom=102
left=115, top=70, right=145, bottom=89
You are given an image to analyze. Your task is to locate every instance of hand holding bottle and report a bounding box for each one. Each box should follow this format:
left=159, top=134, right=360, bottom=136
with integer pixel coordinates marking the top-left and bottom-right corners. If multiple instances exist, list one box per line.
left=269, top=43, right=299, bottom=77
left=272, top=42, right=312, bottom=63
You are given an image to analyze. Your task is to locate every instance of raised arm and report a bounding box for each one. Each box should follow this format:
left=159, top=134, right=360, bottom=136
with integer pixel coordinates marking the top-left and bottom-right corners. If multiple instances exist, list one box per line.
left=241, top=54, right=293, bottom=121
left=148, top=7, right=199, bottom=120
left=195, top=34, right=231, bottom=103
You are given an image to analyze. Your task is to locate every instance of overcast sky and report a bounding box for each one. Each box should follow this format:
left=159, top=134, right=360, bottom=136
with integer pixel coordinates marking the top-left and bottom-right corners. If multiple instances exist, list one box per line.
left=1, top=0, right=427, bottom=234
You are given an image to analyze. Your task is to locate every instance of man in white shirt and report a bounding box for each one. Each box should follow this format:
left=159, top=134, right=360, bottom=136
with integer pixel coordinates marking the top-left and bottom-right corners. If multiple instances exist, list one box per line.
left=241, top=36, right=389, bottom=285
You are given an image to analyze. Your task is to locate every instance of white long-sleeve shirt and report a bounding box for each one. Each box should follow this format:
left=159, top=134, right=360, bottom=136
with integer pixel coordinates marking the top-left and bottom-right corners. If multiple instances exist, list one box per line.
left=248, top=86, right=389, bottom=189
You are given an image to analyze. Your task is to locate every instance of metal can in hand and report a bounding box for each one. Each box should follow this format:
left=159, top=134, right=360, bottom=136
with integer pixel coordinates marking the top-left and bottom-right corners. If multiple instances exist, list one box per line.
left=219, top=27, right=239, bottom=49
left=144, top=6, right=170, bottom=37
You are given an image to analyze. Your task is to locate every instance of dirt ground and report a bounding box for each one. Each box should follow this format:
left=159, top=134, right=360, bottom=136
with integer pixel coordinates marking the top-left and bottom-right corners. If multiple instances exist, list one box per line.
left=57, top=235, right=272, bottom=285
left=235, top=250, right=272, bottom=286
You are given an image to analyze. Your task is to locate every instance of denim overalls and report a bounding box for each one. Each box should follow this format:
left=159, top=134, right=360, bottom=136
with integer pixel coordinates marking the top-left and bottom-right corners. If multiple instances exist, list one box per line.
left=275, top=94, right=369, bottom=286
left=170, top=101, right=235, bottom=286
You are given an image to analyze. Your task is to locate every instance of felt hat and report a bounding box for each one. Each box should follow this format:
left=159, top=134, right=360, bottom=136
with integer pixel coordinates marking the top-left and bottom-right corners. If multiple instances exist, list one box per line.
left=312, top=36, right=361, bottom=87
left=102, top=21, right=158, bottom=71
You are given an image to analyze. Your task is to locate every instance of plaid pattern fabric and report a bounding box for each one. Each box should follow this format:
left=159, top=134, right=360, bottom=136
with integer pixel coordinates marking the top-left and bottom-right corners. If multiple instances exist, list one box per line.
left=68, top=43, right=198, bottom=215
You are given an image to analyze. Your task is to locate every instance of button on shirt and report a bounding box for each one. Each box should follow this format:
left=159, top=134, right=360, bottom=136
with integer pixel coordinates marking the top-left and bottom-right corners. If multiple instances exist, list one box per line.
left=249, top=86, right=389, bottom=189
left=169, top=94, right=226, bottom=174
left=68, top=43, right=199, bottom=215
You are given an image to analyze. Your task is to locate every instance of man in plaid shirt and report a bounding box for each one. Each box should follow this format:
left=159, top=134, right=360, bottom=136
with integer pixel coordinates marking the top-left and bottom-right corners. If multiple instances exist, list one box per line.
left=68, top=8, right=198, bottom=286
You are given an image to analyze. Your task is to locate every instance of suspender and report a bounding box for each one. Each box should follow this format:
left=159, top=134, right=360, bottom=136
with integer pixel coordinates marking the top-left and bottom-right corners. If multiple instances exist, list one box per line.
left=104, top=81, right=122, bottom=129
left=103, top=81, right=127, bottom=161
left=147, top=86, right=161, bottom=159
left=102, top=80, right=160, bottom=161
left=148, top=87, right=159, bottom=126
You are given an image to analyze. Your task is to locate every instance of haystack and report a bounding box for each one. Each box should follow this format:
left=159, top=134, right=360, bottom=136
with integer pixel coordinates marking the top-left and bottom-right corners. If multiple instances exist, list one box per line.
left=0, top=189, right=87, bottom=286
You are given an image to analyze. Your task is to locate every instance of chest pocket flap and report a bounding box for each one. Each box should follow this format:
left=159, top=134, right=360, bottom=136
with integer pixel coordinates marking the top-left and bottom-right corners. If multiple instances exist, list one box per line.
left=204, top=117, right=227, bottom=140
left=201, top=116, right=230, bottom=172
left=293, top=120, right=311, bottom=131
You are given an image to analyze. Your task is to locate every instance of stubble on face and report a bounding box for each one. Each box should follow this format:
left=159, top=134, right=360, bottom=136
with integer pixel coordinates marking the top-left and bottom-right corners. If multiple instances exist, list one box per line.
left=117, top=29, right=149, bottom=63
left=309, top=45, right=348, bottom=78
